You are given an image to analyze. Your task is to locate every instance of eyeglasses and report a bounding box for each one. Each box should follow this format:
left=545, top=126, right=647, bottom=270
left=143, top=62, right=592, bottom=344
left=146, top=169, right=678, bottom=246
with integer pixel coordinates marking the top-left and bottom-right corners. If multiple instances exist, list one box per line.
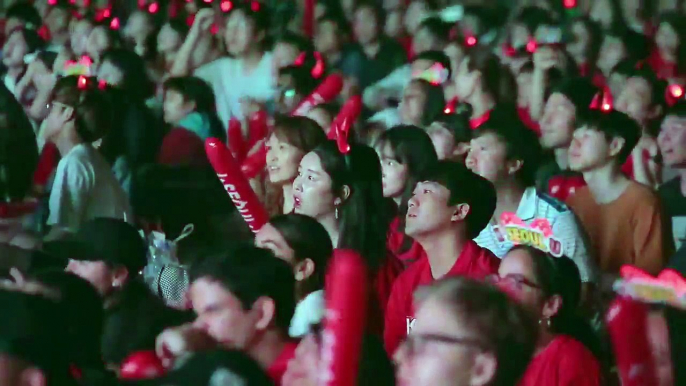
left=400, top=333, right=487, bottom=358
left=486, top=274, right=541, bottom=291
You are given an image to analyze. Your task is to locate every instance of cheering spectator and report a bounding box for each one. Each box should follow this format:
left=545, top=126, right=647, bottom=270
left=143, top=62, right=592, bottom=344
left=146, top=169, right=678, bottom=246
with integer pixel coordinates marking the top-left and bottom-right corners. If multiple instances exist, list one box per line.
left=567, top=110, right=670, bottom=275
left=384, top=161, right=500, bottom=355
left=467, top=118, right=597, bottom=285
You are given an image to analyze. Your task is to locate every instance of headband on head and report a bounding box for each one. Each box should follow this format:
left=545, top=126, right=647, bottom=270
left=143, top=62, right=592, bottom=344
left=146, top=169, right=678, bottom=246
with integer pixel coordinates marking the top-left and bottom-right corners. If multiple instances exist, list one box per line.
left=63, top=56, right=93, bottom=76
left=496, top=213, right=563, bottom=257
left=613, top=266, right=686, bottom=310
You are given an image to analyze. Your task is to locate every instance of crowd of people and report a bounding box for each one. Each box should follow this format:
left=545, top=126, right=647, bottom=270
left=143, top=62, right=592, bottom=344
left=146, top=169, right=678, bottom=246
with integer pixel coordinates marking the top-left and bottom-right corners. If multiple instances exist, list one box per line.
left=0, top=0, right=686, bottom=385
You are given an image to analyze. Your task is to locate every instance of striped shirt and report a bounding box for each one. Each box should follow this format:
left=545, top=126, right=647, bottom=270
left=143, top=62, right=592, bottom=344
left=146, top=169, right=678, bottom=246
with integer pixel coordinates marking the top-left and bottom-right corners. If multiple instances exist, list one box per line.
left=474, top=187, right=598, bottom=283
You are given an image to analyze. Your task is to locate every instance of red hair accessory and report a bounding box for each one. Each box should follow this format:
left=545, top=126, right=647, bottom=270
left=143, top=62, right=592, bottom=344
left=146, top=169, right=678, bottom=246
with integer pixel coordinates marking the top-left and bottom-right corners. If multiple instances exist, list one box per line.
left=48, top=0, right=57, bottom=4
left=147, top=2, right=159, bottom=13
left=110, top=17, right=120, bottom=30
left=294, top=52, right=326, bottom=79
left=98, top=79, right=107, bottom=90
left=613, top=266, right=686, bottom=309
left=221, top=0, right=233, bottom=12
left=589, top=86, right=613, bottom=112
left=250, top=0, right=260, bottom=12
left=526, top=38, right=537, bottom=53
left=465, top=35, right=477, bottom=47
left=77, top=75, right=89, bottom=90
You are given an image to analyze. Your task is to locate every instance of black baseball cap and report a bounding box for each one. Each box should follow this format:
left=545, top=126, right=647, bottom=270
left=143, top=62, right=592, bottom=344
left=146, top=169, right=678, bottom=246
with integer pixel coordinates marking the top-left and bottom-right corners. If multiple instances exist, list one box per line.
left=43, top=218, right=147, bottom=275
left=126, top=350, right=274, bottom=386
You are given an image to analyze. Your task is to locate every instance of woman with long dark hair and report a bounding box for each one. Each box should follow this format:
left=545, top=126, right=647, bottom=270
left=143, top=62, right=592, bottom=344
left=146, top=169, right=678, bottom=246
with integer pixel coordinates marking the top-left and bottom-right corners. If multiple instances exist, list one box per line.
left=255, top=213, right=333, bottom=338
left=375, top=125, right=438, bottom=267
left=264, top=116, right=327, bottom=215
left=292, top=140, right=401, bottom=333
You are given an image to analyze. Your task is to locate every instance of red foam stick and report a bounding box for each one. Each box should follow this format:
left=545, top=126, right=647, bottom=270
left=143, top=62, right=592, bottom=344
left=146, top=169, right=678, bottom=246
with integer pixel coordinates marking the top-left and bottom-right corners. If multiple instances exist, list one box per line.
left=291, top=74, right=344, bottom=116
left=327, top=95, right=362, bottom=140
left=227, top=118, right=247, bottom=161
left=205, top=138, right=269, bottom=233
left=240, top=144, right=267, bottom=180
left=320, top=249, right=368, bottom=386
left=119, top=350, right=166, bottom=380
left=605, top=296, right=658, bottom=386
left=247, top=110, right=269, bottom=150
left=33, top=142, right=60, bottom=189
left=303, top=0, right=315, bottom=38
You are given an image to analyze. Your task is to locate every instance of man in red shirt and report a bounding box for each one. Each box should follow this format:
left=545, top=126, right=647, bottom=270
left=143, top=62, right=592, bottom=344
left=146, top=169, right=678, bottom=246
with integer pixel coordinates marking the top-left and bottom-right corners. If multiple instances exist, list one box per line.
left=384, top=161, right=500, bottom=355
left=156, top=245, right=298, bottom=385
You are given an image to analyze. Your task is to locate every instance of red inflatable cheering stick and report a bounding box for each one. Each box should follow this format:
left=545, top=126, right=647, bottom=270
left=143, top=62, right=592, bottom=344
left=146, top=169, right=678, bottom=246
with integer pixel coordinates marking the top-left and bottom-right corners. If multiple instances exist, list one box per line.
left=227, top=118, right=247, bottom=162
left=205, top=138, right=269, bottom=233
left=291, top=74, right=344, bottom=116
left=119, top=350, right=166, bottom=380
left=328, top=95, right=362, bottom=140
left=246, top=110, right=269, bottom=150
left=240, top=145, right=268, bottom=180
left=606, top=297, right=658, bottom=386
left=319, top=250, right=368, bottom=386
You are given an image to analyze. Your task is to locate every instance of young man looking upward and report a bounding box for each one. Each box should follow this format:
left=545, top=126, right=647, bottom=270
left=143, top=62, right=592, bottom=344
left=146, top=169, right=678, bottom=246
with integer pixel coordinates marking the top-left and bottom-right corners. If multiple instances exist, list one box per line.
left=384, top=161, right=500, bottom=355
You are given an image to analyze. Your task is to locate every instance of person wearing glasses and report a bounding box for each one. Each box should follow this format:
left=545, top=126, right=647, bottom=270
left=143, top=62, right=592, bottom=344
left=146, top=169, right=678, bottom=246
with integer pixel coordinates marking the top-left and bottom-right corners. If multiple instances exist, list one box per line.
left=489, top=245, right=602, bottom=385
left=394, top=277, right=538, bottom=386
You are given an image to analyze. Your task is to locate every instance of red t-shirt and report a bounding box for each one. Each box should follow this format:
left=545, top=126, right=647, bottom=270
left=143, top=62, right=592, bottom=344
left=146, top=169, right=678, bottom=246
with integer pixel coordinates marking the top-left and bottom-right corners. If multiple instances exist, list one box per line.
left=157, top=128, right=209, bottom=166
left=383, top=240, right=500, bottom=355
left=267, top=341, right=298, bottom=385
left=387, top=217, right=426, bottom=267
left=518, top=335, right=601, bottom=386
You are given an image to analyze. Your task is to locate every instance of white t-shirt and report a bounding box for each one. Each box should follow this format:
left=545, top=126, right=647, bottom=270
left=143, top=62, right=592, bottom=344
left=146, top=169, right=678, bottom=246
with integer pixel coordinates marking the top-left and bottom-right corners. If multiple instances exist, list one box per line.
left=474, top=187, right=598, bottom=283
left=48, top=143, right=132, bottom=232
left=194, top=53, right=275, bottom=130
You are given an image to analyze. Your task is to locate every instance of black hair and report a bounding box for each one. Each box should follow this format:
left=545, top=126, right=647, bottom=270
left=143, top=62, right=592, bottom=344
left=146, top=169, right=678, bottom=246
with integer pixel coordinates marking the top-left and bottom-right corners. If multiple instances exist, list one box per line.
left=35, top=50, right=58, bottom=70
left=7, top=27, right=47, bottom=54
left=412, top=50, right=453, bottom=80
left=506, top=245, right=602, bottom=358
left=567, top=16, right=603, bottom=70
left=406, top=78, right=446, bottom=127
left=416, top=16, right=452, bottom=47
left=604, top=25, right=651, bottom=63
left=100, top=48, right=154, bottom=100
left=191, top=244, right=296, bottom=333
left=163, top=76, right=226, bottom=143
left=228, top=1, right=272, bottom=50
left=463, top=48, right=517, bottom=105
left=278, top=65, right=318, bottom=98
left=512, top=6, right=555, bottom=36
left=33, top=270, right=104, bottom=369
left=0, top=79, right=37, bottom=201
left=610, top=58, right=639, bottom=77
left=51, top=76, right=113, bottom=144
left=275, top=31, right=314, bottom=54
left=474, top=111, right=542, bottom=187
left=164, top=17, right=190, bottom=38
left=664, top=306, right=686, bottom=384
left=353, top=0, right=386, bottom=30
left=269, top=213, right=333, bottom=298
left=312, top=141, right=389, bottom=271
left=432, top=110, right=472, bottom=145
left=6, top=1, right=41, bottom=29
left=317, top=10, right=352, bottom=37
left=101, top=280, right=189, bottom=364
left=376, top=125, right=438, bottom=216
left=419, top=161, right=496, bottom=239
left=89, top=22, right=124, bottom=58
left=577, top=110, right=642, bottom=164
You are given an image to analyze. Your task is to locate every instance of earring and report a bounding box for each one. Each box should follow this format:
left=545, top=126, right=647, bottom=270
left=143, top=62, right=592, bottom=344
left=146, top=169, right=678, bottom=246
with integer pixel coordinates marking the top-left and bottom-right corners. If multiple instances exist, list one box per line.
left=295, top=271, right=304, bottom=281
left=538, top=318, right=551, bottom=328
left=335, top=206, right=339, bottom=220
